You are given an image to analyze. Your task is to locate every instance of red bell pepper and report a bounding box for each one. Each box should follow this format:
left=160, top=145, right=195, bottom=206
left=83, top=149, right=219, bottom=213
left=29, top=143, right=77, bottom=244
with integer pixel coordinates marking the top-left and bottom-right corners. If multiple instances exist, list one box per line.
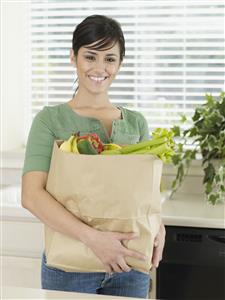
left=77, top=133, right=104, bottom=154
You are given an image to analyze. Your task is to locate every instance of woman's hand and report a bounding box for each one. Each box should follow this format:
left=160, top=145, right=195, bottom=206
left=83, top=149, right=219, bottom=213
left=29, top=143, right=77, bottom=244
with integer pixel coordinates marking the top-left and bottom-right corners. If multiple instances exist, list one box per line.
left=86, top=230, right=147, bottom=273
left=151, top=222, right=166, bottom=268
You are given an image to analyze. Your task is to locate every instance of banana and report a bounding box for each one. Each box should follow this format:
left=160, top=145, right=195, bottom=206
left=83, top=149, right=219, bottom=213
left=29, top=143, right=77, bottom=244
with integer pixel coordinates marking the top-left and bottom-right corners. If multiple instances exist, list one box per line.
left=72, top=137, right=79, bottom=154
left=59, top=135, right=75, bottom=152
left=103, top=143, right=121, bottom=151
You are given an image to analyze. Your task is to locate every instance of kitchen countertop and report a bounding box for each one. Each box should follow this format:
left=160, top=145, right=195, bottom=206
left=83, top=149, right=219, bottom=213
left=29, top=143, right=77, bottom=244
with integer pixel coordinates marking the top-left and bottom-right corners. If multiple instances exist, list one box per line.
left=162, top=193, right=225, bottom=229
left=1, top=185, right=224, bottom=229
left=2, top=286, right=156, bottom=300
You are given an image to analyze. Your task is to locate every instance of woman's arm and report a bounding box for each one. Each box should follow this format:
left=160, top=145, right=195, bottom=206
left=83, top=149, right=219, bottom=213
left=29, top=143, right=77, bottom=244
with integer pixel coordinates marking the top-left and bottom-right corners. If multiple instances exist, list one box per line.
left=22, top=171, right=97, bottom=244
left=22, top=171, right=147, bottom=273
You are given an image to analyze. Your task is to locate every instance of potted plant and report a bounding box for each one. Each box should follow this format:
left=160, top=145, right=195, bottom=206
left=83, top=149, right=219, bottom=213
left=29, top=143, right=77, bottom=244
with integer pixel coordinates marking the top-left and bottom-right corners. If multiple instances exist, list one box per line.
left=171, top=91, right=225, bottom=205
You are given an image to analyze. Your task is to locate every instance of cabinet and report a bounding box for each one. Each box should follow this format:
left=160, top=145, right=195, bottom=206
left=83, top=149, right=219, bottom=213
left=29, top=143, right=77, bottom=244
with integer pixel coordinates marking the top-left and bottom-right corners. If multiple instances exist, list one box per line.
left=1, top=218, right=44, bottom=288
left=1, top=256, right=41, bottom=288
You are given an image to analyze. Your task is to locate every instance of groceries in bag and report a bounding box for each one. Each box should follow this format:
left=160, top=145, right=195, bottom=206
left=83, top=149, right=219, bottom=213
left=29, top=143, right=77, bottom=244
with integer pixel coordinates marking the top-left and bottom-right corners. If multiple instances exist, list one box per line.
left=59, top=128, right=175, bottom=163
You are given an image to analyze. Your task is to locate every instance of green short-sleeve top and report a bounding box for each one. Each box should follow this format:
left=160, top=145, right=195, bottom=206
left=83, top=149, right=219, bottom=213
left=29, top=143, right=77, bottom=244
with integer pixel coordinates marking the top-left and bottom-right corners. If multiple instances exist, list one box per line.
left=22, top=103, right=150, bottom=176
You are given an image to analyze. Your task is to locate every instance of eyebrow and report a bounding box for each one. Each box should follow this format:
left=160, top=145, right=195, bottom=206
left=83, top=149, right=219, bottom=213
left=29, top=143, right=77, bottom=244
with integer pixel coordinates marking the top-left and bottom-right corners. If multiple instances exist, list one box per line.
left=84, top=50, right=118, bottom=57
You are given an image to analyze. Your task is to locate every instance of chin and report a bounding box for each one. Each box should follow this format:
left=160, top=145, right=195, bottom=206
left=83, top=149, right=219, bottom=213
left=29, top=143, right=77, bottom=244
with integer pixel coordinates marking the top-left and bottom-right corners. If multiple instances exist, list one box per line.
left=88, top=87, right=108, bottom=95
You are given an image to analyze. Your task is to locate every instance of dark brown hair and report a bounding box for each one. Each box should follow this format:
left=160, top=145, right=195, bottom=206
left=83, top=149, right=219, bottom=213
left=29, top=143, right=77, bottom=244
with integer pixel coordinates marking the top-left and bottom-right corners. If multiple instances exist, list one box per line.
left=72, top=15, right=125, bottom=62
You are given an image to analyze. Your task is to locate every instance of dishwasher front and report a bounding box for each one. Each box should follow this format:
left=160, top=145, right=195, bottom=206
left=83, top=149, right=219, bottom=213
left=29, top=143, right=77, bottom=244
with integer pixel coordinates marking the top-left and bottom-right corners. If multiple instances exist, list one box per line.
left=156, top=226, right=225, bottom=300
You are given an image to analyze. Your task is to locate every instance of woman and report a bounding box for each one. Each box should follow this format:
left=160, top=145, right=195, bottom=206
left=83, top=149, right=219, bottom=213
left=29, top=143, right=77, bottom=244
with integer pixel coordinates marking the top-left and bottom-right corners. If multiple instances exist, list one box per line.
left=22, top=15, right=165, bottom=298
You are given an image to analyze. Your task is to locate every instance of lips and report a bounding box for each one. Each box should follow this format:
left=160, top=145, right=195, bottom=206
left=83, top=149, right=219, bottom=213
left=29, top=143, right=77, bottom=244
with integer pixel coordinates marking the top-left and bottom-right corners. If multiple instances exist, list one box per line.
left=88, top=75, right=108, bottom=83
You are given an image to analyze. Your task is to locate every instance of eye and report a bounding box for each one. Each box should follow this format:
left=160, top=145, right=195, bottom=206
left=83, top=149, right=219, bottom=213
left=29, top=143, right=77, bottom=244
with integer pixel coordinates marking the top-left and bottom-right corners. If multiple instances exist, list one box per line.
left=85, top=55, right=95, bottom=61
left=106, top=57, right=116, bottom=63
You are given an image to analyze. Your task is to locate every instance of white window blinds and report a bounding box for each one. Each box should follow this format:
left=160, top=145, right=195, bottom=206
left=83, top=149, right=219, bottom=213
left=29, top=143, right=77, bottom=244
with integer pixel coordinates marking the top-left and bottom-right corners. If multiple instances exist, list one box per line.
left=29, top=0, right=225, bottom=132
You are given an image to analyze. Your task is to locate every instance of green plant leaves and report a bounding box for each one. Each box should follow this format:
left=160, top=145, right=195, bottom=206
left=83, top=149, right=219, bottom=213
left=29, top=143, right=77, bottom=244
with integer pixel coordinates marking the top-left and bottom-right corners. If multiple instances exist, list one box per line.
left=208, top=194, right=219, bottom=205
left=203, top=163, right=215, bottom=184
left=172, top=125, right=181, bottom=137
left=170, top=91, right=225, bottom=205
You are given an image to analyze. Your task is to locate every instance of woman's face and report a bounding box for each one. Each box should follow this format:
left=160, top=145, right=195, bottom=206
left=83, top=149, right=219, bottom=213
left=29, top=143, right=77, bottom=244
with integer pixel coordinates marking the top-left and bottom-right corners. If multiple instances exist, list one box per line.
left=71, top=42, right=121, bottom=95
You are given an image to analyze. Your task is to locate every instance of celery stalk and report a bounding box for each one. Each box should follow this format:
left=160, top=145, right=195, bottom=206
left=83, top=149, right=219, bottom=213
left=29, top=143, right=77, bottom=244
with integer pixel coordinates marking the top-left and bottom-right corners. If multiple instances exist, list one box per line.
left=147, top=143, right=169, bottom=155
left=120, top=137, right=167, bottom=154
left=128, top=143, right=169, bottom=155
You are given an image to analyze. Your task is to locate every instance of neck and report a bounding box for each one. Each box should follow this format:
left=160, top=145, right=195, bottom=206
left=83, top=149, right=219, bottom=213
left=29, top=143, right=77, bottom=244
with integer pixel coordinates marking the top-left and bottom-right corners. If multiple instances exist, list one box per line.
left=72, top=88, right=113, bottom=109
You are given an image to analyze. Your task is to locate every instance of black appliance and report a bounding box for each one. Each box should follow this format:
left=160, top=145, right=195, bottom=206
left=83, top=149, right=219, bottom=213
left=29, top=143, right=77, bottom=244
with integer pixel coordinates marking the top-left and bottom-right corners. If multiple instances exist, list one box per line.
left=156, top=226, right=225, bottom=300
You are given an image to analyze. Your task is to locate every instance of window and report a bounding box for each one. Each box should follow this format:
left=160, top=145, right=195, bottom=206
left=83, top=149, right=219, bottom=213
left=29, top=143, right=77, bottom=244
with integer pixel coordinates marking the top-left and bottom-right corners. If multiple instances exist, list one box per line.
left=29, top=0, right=225, bottom=135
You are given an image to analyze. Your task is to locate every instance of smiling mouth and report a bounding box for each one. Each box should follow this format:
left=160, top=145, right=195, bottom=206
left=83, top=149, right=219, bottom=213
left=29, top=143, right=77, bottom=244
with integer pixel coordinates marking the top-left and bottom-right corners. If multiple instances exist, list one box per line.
left=88, top=76, right=108, bottom=83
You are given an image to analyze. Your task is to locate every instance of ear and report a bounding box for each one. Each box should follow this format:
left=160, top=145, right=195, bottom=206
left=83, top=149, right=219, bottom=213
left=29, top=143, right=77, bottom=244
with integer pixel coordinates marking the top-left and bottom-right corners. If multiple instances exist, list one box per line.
left=70, top=49, right=76, bottom=67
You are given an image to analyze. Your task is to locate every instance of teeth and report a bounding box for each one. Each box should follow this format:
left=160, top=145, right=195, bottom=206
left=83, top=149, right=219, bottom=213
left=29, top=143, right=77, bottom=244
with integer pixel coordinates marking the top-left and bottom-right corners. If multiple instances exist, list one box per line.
left=89, top=76, right=106, bottom=82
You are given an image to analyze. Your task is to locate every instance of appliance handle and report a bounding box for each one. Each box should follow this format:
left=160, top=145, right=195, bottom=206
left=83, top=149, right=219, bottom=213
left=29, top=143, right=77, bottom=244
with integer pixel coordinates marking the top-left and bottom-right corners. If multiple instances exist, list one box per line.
left=207, top=235, right=225, bottom=244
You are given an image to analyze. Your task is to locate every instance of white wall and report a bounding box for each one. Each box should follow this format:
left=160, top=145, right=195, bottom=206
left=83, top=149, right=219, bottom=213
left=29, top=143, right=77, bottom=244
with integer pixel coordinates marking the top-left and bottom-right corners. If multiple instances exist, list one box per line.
left=2, top=1, right=29, bottom=151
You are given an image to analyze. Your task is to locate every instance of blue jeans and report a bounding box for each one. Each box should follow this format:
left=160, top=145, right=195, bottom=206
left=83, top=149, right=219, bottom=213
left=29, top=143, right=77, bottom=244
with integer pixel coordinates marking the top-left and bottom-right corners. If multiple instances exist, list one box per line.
left=41, top=253, right=151, bottom=298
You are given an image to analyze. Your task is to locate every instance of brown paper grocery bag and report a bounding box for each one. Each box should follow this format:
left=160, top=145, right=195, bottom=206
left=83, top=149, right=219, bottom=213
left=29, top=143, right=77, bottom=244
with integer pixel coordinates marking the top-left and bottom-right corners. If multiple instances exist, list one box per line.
left=45, top=140, right=163, bottom=274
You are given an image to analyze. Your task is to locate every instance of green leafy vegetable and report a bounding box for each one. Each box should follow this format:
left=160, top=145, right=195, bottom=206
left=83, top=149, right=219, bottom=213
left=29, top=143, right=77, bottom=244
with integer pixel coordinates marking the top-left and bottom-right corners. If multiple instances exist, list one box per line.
left=101, top=128, right=175, bottom=163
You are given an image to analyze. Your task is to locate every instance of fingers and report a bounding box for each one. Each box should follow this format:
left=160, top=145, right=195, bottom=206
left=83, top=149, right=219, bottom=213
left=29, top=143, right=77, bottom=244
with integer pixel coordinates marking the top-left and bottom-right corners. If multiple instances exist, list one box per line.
left=116, top=232, right=139, bottom=241
left=154, top=237, right=160, bottom=247
left=104, top=260, right=131, bottom=273
left=101, top=231, right=148, bottom=273
left=126, top=249, right=147, bottom=261
left=152, top=229, right=165, bottom=268
left=115, top=232, right=147, bottom=262
left=110, top=259, right=131, bottom=273
left=111, top=263, right=123, bottom=273
left=117, top=258, right=131, bottom=272
left=151, top=246, right=162, bottom=268
left=103, top=264, right=113, bottom=273
left=109, top=250, right=146, bottom=273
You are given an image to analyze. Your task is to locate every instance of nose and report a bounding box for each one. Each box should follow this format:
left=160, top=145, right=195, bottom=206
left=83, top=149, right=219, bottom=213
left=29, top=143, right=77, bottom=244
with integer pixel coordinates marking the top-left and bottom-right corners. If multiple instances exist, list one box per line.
left=93, top=58, right=106, bottom=71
